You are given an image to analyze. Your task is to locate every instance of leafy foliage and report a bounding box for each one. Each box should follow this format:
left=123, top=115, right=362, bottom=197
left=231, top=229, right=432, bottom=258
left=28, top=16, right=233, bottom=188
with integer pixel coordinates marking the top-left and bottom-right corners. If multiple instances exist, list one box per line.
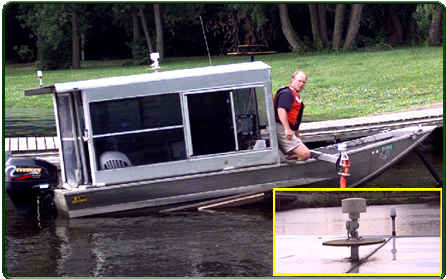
left=199, top=4, right=277, bottom=54
left=7, top=3, right=443, bottom=67
left=126, top=39, right=149, bottom=65
left=16, top=4, right=94, bottom=69
left=17, top=4, right=70, bottom=69
left=12, top=45, right=34, bottom=62
left=414, top=4, right=438, bottom=43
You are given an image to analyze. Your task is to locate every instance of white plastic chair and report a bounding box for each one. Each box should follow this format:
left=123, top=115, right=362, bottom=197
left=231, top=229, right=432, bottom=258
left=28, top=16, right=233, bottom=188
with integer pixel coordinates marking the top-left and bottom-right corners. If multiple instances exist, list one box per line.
left=99, top=151, right=132, bottom=170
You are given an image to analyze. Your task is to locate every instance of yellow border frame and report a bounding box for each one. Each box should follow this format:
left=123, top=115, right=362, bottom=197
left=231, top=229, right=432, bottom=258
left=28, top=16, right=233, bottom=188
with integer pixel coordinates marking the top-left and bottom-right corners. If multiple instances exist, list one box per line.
left=272, top=188, right=442, bottom=276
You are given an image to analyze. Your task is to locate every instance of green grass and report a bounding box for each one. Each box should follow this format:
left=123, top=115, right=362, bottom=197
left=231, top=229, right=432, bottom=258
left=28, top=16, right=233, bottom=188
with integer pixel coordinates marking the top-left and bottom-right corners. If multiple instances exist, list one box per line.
left=5, top=46, right=443, bottom=121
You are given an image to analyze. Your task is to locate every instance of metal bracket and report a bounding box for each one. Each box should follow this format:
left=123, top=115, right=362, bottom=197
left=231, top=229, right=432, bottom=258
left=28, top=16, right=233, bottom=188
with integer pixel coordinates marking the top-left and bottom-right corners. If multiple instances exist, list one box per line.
left=310, top=150, right=339, bottom=164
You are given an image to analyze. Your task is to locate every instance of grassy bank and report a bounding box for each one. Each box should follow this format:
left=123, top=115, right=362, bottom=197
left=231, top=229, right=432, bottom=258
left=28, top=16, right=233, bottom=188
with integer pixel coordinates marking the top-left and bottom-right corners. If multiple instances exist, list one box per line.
left=5, top=46, right=442, bottom=121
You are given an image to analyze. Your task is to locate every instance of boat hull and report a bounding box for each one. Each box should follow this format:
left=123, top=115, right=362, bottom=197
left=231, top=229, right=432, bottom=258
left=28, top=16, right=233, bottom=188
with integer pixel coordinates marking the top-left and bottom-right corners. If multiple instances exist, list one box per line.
left=53, top=126, right=435, bottom=218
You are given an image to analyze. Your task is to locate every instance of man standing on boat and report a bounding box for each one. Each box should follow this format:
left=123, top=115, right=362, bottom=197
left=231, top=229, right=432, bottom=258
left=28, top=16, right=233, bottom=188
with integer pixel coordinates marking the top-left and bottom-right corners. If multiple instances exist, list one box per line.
left=274, top=71, right=311, bottom=161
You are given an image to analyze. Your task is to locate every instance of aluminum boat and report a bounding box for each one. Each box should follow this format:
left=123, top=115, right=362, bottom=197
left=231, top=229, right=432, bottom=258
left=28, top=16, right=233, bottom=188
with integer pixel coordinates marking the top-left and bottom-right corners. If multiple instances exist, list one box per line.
left=6, top=62, right=436, bottom=218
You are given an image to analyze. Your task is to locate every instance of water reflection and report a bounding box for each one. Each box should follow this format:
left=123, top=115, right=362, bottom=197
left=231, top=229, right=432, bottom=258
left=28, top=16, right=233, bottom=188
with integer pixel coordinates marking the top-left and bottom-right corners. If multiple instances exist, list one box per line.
left=5, top=107, right=55, bottom=137
left=391, top=237, right=397, bottom=261
left=5, top=197, right=273, bottom=277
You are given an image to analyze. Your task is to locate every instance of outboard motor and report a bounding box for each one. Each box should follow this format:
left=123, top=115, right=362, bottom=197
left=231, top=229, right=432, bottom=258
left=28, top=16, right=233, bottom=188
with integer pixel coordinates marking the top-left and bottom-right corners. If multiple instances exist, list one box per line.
left=5, top=154, right=58, bottom=216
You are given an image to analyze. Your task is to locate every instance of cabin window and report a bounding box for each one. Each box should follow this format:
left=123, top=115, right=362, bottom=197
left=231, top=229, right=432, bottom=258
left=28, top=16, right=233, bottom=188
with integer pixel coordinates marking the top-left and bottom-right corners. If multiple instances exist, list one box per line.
left=186, top=86, right=270, bottom=156
left=90, top=94, right=186, bottom=170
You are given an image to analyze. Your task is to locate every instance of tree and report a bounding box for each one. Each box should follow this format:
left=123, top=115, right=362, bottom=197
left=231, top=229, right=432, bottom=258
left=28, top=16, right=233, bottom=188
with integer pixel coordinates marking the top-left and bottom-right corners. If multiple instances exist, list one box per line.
left=406, top=6, right=419, bottom=44
left=110, top=5, right=145, bottom=62
left=384, top=5, right=404, bottom=45
left=132, top=7, right=141, bottom=43
left=202, top=4, right=277, bottom=54
left=239, top=9, right=257, bottom=45
left=308, top=4, right=322, bottom=49
left=332, top=4, right=346, bottom=50
left=162, top=4, right=206, bottom=56
left=5, top=4, right=36, bottom=63
left=278, top=4, right=306, bottom=52
left=16, top=4, right=93, bottom=69
left=343, top=4, right=365, bottom=50
left=318, top=4, right=328, bottom=48
left=18, top=4, right=73, bottom=69
left=138, top=6, right=154, bottom=53
left=153, top=4, right=164, bottom=60
left=429, top=5, right=443, bottom=46
left=71, top=5, right=81, bottom=69
left=10, top=3, right=440, bottom=63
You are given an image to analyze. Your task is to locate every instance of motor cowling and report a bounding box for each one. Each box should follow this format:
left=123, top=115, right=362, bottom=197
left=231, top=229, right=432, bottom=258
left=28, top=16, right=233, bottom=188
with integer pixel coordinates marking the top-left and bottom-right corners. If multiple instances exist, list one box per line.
left=5, top=155, right=58, bottom=216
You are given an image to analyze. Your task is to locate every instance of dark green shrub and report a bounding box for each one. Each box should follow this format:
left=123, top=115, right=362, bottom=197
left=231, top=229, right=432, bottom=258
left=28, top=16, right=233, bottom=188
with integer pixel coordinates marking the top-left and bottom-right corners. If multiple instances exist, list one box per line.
left=13, top=45, right=35, bottom=63
left=126, top=40, right=149, bottom=65
left=36, top=38, right=71, bottom=70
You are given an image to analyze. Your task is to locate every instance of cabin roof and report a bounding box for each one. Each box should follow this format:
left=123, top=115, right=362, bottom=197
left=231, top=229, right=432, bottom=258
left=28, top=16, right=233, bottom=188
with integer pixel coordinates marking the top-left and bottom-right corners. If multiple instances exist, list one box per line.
left=25, top=62, right=271, bottom=96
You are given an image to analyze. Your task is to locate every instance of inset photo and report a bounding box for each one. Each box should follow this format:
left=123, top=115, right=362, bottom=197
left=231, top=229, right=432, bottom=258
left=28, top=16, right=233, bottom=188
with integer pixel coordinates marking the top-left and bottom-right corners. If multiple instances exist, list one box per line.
left=273, top=189, right=441, bottom=276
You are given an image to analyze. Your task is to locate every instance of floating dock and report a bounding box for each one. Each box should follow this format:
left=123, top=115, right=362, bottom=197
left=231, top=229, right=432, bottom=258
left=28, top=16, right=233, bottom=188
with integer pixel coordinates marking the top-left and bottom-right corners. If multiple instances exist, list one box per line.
left=300, top=107, right=442, bottom=143
left=5, top=136, right=59, bottom=153
left=5, top=107, right=442, bottom=154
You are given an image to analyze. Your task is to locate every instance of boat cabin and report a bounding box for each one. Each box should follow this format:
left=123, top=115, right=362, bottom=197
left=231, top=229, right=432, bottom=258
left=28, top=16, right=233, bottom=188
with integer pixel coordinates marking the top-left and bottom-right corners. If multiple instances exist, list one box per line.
left=26, top=62, right=280, bottom=187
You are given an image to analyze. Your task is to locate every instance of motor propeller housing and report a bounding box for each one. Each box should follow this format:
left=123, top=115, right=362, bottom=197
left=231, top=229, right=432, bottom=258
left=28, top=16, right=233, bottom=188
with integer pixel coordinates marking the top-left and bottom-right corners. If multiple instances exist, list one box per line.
left=5, top=155, right=58, bottom=216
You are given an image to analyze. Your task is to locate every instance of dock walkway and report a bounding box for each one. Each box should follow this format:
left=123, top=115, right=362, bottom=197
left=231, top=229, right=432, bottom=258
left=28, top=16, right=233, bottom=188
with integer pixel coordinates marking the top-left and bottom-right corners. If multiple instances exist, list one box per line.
left=5, top=107, right=442, bottom=153
left=300, top=107, right=442, bottom=143
left=5, top=136, right=59, bottom=153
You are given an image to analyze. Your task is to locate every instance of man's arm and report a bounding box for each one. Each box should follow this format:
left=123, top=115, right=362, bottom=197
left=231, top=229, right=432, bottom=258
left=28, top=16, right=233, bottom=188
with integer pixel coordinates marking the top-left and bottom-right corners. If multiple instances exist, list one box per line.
left=278, top=108, right=294, bottom=140
left=295, top=130, right=300, bottom=137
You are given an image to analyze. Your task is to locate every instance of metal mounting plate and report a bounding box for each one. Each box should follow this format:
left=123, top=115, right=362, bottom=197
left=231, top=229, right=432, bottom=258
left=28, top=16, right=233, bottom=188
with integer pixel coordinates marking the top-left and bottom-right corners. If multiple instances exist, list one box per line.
left=322, top=238, right=385, bottom=247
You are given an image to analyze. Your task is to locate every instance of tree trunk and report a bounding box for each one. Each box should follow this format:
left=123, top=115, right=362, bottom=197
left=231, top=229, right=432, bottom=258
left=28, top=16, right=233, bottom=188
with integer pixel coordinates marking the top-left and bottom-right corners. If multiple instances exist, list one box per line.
left=332, top=4, right=346, bottom=50
left=386, top=5, right=404, bottom=45
left=405, top=5, right=419, bottom=44
left=318, top=4, right=328, bottom=48
left=138, top=7, right=154, bottom=53
left=36, top=34, right=42, bottom=63
left=429, top=5, right=443, bottom=46
left=132, top=7, right=141, bottom=43
left=153, top=4, right=164, bottom=60
left=71, top=6, right=80, bottom=69
left=343, top=4, right=365, bottom=50
left=241, top=13, right=257, bottom=45
left=308, top=4, right=321, bottom=49
left=278, top=4, right=306, bottom=52
left=407, top=17, right=418, bottom=43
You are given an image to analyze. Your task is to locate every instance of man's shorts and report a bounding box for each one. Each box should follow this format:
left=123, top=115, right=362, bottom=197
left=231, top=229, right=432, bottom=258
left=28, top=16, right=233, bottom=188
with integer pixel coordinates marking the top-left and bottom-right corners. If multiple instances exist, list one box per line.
left=276, top=123, right=303, bottom=154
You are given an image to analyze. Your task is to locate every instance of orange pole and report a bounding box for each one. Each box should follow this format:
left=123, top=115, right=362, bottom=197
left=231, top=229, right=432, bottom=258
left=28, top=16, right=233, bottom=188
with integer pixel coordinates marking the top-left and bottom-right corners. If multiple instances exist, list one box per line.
left=339, top=159, right=350, bottom=188
left=340, top=176, right=347, bottom=188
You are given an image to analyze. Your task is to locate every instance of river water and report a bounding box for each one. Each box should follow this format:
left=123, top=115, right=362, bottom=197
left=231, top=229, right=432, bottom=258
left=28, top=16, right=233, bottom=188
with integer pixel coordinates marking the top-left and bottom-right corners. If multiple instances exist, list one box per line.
left=4, top=151, right=441, bottom=277
left=5, top=202, right=273, bottom=277
left=3, top=112, right=442, bottom=276
left=5, top=108, right=55, bottom=137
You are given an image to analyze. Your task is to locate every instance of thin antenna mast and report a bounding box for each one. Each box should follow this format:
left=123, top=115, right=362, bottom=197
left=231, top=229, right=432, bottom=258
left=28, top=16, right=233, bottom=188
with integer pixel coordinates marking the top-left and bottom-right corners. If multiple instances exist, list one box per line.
left=199, top=16, right=212, bottom=66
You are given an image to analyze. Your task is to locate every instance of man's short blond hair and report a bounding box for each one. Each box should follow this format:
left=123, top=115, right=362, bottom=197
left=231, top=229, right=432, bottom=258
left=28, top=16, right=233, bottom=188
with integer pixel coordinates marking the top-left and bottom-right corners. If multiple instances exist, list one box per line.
left=291, top=71, right=307, bottom=82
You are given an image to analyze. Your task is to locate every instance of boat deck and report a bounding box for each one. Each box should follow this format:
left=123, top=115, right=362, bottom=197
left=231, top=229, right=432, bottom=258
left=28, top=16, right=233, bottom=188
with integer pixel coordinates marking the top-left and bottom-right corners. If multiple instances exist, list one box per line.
left=5, top=107, right=442, bottom=153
